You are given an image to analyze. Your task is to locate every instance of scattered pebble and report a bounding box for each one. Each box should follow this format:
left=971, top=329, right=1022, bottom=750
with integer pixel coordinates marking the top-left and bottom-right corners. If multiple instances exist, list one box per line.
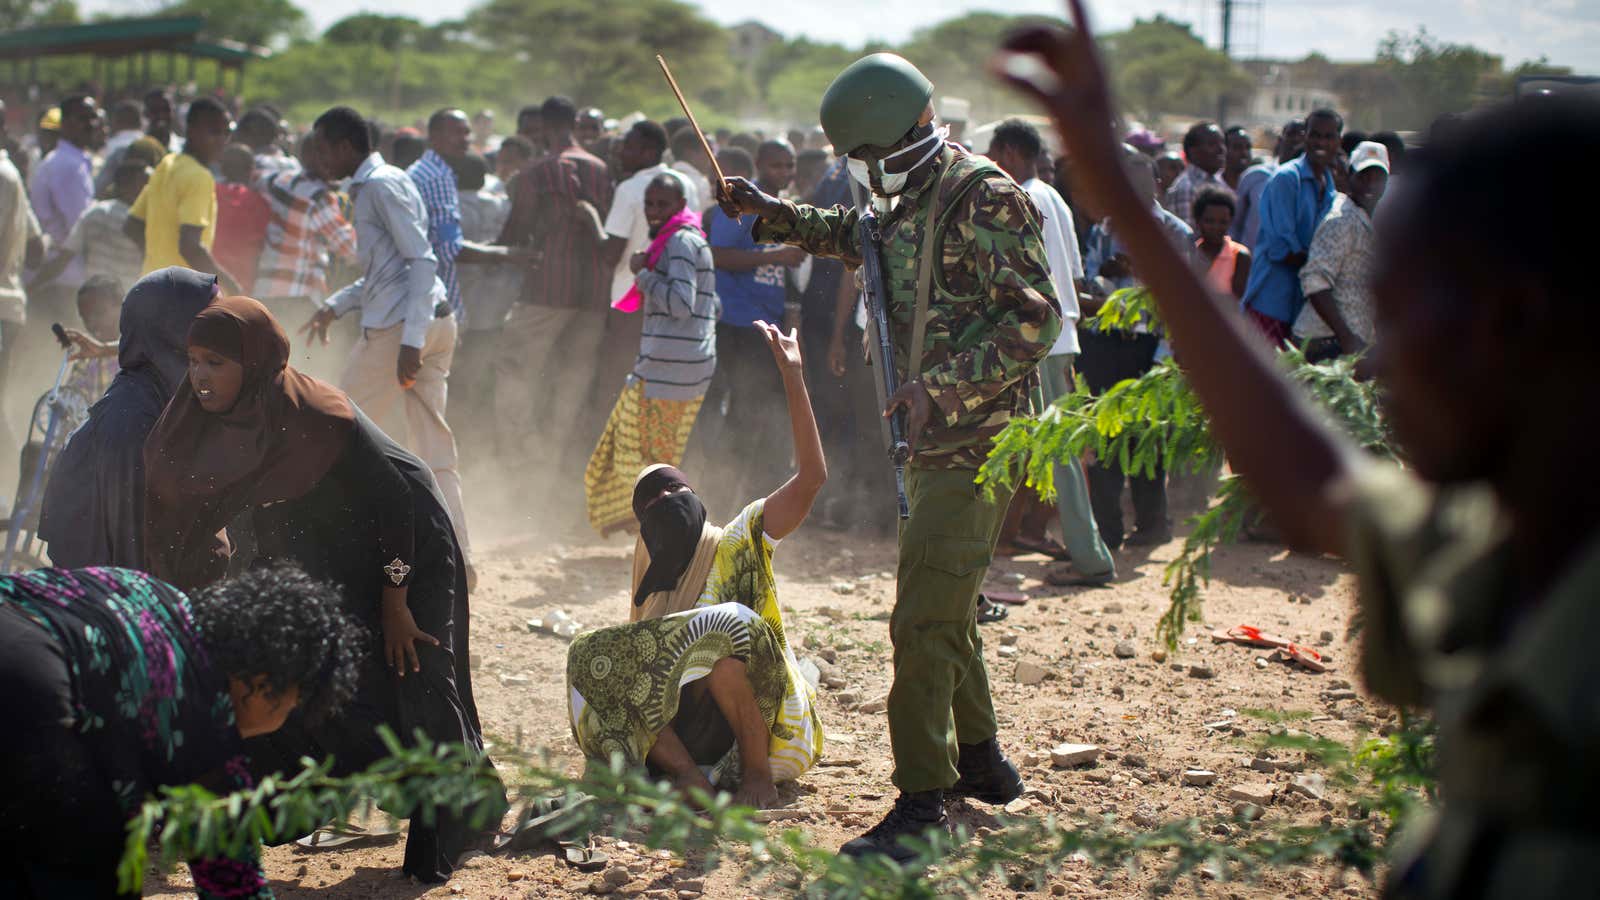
left=1232, top=801, right=1265, bottom=822
left=1050, top=743, right=1101, bottom=768
left=1289, top=773, right=1328, bottom=801
left=1113, top=641, right=1137, bottom=659
left=1015, top=660, right=1049, bottom=685
left=1182, top=769, right=1217, bottom=786
left=1187, top=664, right=1215, bottom=679
left=1225, top=783, right=1276, bottom=806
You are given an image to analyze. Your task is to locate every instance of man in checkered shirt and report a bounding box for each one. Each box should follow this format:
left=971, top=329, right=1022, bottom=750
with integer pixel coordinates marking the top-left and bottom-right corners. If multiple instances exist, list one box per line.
left=254, top=134, right=360, bottom=380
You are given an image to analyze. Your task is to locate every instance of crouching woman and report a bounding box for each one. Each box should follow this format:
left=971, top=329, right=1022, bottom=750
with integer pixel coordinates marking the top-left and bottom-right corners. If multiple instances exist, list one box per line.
left=0, top=565, right=360, bottom=898
left=567, top=322, right=825, bottom=808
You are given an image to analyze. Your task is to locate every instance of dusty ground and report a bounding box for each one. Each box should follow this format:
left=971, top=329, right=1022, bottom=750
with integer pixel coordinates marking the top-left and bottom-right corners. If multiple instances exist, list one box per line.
left=144, top=490, right=1388, bottom=900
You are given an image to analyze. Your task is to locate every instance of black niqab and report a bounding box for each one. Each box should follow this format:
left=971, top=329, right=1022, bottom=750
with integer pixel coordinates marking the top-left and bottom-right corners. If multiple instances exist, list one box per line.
left=634, top=492, right=707, bottom=607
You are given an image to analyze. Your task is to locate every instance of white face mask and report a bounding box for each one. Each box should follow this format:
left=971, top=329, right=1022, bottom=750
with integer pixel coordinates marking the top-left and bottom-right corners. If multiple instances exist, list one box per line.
left=847, top=125, right=948, bottom=197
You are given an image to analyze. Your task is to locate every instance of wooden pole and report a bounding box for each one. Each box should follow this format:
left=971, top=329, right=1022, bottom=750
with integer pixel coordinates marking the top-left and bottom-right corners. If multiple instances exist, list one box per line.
left=655, top=55, right=726, bottom=189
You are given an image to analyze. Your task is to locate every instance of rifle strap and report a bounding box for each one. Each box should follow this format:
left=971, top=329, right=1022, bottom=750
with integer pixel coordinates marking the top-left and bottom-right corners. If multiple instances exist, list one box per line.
left=908, top=147, right=953, bottom=383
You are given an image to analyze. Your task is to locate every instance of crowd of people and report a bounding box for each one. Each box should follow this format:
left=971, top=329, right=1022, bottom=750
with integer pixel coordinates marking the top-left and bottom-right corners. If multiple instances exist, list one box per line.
left=0, top=9, right=1592, bottom=894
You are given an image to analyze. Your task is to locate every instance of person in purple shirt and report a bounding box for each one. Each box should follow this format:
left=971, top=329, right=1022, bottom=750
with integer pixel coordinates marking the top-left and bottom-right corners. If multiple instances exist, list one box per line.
left=28, top=94, right=104, bottom=308
left=1239, top=109, right=1341, bottom=345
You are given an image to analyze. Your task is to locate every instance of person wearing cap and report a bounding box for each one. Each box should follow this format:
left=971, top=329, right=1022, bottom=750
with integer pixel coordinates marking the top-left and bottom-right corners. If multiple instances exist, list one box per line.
left=1293, top=140, right=1390, bottom=363
left=717, top=52, right=1061, bottom=863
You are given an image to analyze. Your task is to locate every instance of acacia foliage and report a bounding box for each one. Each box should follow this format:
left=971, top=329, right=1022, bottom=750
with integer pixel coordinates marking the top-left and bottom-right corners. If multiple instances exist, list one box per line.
left=121, top=725, right=1421, bottom=897
left=978, top=288, right=1392, bottom=648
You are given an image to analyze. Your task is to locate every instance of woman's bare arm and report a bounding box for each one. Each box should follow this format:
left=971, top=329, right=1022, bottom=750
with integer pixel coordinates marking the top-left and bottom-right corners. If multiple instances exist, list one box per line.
left=759, top=321, right=827, bottom=540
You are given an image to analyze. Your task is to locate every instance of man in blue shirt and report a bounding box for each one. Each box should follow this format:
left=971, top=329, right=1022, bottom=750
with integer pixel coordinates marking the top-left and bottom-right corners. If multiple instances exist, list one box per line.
left=701, top=142, right=805, bottom=507
left=1240, top=109, right=1341, bottom=345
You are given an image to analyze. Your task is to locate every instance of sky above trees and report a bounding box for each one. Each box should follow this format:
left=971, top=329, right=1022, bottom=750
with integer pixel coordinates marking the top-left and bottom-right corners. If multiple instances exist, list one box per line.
left=83, top=0, right=1598, bottom=69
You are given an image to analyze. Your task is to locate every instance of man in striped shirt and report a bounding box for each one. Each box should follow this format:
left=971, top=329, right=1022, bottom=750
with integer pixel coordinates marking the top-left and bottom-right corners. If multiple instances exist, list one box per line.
left=583, top=173, right=718, bottom=534
left=408, top=110, right=470, bottom=324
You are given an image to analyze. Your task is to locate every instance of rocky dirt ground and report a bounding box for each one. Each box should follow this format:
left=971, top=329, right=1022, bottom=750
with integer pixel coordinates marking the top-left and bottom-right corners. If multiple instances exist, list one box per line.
left=143, top=493, right=1389, bottom=900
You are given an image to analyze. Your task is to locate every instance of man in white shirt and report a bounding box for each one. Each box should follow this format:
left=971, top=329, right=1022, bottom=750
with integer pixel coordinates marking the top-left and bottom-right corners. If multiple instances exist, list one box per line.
left=0, top=146, right=44, bottom=461
left=94, top=100, right=146, bottom=196
left=602, top=119, right=697, bottom=305
left=988, top=119, right=1115, bottom=583
left=669, top=127, right=715, bottom=214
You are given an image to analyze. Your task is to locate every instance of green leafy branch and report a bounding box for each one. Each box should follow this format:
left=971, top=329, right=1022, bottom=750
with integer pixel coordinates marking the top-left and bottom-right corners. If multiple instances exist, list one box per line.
left=981, top=288, right=1393, bottom=648
left=122, top=727, right=1412, bottom=898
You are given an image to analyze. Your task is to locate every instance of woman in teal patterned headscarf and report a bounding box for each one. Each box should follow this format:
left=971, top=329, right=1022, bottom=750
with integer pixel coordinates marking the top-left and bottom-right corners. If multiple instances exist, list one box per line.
left=567, top=321, right=827, bottom=809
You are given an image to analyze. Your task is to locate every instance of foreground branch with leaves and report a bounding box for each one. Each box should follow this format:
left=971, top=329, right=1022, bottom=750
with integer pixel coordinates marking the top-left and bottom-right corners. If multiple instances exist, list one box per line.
left=121, top=717, right=1437, bottom=898
left=979, top=289, right=1393, bottom=648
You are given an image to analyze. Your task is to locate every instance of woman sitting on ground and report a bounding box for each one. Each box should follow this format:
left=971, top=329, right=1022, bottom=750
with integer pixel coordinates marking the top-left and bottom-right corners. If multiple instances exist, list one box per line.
left=567, top=321, right=826, bottom=808
left=38, top=267, right=217, bottom=568
left=0, top=565, right=360, bottom=899
left=143, top=296, right=503, bottom=882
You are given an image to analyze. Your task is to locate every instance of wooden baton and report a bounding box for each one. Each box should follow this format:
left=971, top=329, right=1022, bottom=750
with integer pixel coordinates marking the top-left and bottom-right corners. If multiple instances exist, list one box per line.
left=655, top=54, right=728, bottom=192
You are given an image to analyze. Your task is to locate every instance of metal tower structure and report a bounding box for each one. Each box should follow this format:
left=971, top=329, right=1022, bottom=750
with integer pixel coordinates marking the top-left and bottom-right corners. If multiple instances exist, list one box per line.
left=1211, top=0, right=1264, bottom=122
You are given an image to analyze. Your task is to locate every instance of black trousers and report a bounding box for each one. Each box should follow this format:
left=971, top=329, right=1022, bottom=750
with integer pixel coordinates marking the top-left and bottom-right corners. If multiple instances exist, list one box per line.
left=1076, top=329, right=1168, bottom=547
left=691, top=323, right=791, bottom=514
left=0, top=606, right=132, bottom=898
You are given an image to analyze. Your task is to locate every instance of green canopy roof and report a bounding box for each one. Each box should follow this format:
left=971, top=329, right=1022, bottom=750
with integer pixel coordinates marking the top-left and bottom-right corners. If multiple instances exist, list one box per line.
left=0, top=16, right=268, bottom=66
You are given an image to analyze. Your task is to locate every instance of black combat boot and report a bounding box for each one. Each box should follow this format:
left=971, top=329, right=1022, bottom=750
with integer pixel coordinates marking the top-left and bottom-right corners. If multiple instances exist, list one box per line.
left=948, top=737, right=1025, bottom=805
left=837, top=789, right=951, bottom=864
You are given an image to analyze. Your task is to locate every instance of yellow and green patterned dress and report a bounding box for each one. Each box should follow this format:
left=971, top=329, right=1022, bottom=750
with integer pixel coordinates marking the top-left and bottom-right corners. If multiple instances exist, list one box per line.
left=567, top=499, right=822, bottom=784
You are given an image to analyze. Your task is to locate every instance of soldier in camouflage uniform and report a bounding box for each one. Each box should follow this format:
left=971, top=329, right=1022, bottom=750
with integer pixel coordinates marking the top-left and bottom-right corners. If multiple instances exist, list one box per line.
left=719, top=53, right=1061, bottom=862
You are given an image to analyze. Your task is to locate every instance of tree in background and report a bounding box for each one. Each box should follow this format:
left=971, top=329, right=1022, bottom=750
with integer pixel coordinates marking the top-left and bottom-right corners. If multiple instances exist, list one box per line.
left=1374, top=27, right=1502, bottom=129
left=322, top=14, right=430, bottom=52
left=466, top=0, right=746, bottom=120
left=897, top=12, right=1062, bottom=124
left=0, top=0, right=76, bottom=30
left=1100, top=16, right=1253, bottom=122
left=161, top=0, right=310, bottom=48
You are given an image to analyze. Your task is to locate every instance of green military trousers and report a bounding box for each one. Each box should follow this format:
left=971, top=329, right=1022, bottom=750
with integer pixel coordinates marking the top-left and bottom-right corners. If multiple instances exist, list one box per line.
left=888, top=464, right=1015, bottom=793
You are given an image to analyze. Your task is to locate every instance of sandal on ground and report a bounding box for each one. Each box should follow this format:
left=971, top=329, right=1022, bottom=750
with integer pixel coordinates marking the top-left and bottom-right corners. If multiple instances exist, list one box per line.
left=1210, top=624, right=1291, bottom=649
left=1284, top=643, right=1328, bottom=673
left=977, top=595, right=1010, bottom=624
left=1043, top=563, right=1114, bottom=587
left=1011, top=535, right=1071, bottom=560
left=494, top=795, right=597, bottom=859
left=294, top=820, right=402, bottom=849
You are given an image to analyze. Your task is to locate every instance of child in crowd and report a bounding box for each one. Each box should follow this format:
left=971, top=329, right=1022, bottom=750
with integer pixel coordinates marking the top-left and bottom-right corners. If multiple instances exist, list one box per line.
left=213, top=144, right=270, bottom=295
left=1193, top=188, right=1252, bottom=300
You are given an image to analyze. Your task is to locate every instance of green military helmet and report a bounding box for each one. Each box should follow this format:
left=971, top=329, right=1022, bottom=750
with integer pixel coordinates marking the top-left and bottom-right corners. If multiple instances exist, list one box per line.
left=819, top=53, right=934, bottom=155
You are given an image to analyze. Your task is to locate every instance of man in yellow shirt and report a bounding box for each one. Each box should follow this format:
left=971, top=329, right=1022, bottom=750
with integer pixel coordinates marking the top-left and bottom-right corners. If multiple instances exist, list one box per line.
left=124, top=97, right=241, bottom=294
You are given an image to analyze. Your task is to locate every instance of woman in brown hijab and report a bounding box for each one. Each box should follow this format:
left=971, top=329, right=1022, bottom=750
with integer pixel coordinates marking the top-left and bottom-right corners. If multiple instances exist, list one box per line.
left=144, top=296, right=503, bottom=883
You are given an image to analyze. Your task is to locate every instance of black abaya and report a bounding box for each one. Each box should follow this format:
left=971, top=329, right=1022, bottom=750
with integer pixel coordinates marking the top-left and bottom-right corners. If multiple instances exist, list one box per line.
left=243, top=410, right=499, bottom=882
left=38, top=267, right=218, bottom=568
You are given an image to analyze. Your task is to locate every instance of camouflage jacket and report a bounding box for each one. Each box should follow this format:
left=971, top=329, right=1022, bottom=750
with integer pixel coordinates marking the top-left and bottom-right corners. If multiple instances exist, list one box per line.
left=1349, top=463, right=1600, bottom=898
left=755, top=145, right=1061, bottom=469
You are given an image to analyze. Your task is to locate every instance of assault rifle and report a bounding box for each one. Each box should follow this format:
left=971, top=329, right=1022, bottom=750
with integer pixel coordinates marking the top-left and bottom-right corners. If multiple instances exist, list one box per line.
left=849, top=181, right=911, bottom=519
